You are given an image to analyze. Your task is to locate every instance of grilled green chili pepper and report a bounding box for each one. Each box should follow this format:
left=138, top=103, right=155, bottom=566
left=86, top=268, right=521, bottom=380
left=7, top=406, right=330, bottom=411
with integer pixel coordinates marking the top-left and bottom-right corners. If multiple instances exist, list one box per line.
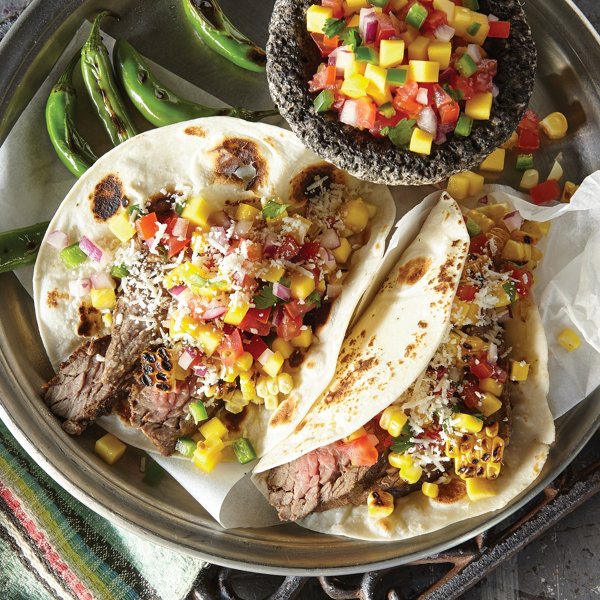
left=182, top=0, right=267, bottom=72
left=81, top=11, right=138, bottom=146
left=113, top=39, right=278, bottom=127
left=0, top=222, right=49, bottom=274
left=45, top=53, right=98, bottom=178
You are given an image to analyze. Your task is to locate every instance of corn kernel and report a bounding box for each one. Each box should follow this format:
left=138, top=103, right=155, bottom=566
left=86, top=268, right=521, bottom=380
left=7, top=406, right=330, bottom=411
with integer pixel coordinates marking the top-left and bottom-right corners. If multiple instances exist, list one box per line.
left=345, top=427, right=367, bottom=442
left=235, top=351, right=253, bottom=372
left=557, top=328, right=581, bottom=352
left=90, top=288, right=116, bottom=310
left=199, top=417, right=228, bottom=440
left=479, top=148, right=506, bottom=173
left=410, top=127, right=434, bottom=155
left=265, top=376, right=279, bottom=397
left=510, top=360, right=530, bottom=382
left=465, top=92, right=493, bottom=121
left=291, top=327, right=313, bottom=348
left=520, top=168, right=540, bottom=190
left=421, top=482, right=439, bottom=498
left=332, top=238, right=352, bottom=263
left=264, top=395, right=279, bottom=410
left=388, top=412, right=409, bottom=438
left=446, top=173, right=471, bottom=201
left=400, top=463, right=423, bottom=485
left=481, top=392, right=502, bottom=417
left=306, top=4, right=333, bottom=33
left=388, top=452, right=413, bottom=469
left=407, top=37, right=430, bottom=61
left=256, top=377, right=269, bottom=399
left=262, top=350, right=284, bottom=377
left=540, top=112, right=568, bottom=140
left=480, top=378, right=503, bottom=396
left=379, top=406, right=407, bottom=434
left=107, top=210, right=136, bottom=242
left=181, top=196, right=212, bottom=229
left=277, top=373, right=294, bottom=395
left=466, top=477, right=497, bottom=501
left=452, top=413, right=484, bottom=433
left=408, top=60, right=439, bottom=83
left=239, top=372, right=257, bottom=401
left=95, top=433, right=126, bottom=465
left=222, top=366, right=239, bottom=383
left=290, top=274, right=316, bottom=300
left=342, top=198, right=370, bottom=233
left=367, top=490, right=395, bottom=519
left=272, top=337, right=294, bottom=359
left=379, top=39, right=405, bottom=68
left=236, top=202, right=261, bottom=222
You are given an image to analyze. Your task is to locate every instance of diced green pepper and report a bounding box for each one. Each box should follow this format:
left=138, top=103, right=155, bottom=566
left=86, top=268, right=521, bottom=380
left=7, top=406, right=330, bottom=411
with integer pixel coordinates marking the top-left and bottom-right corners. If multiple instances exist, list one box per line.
left=110, top=264, right=129, bottom=279
left=455, top=113, right=473, bottom=137
left=516, top=154, right=534, bottom=170
left=387, top=67, right=408, bottom=86
left=467, top=22, right=482, bottom=36
left=406, top=2, right=428, bottom=29
left=175, top=437, right=197, bottom=458
left=443, top=83, right=463, bottom=101
left=127, top=203, right=140, bottom=216
left=462, top=0, right=480, bottom=8
left=369, top=0, right=388, bottom=6
left=503, top=281, right=517, bottom=303
left=456, top=53, right=477, bottom=77
left=466, top=217, right=481, bottom=237
left=355, top=46, right=379, bottom=64
left=232, top=437, right=257, bottom=464
left=142, top=459, right=166, bottom=486
left=378, top=102, right=396, bottom=118
left=59, top=242, right=88, bottom=269
left=189, top=400, right=208, bottom=424
left=313, top=89, right=335, bottom=113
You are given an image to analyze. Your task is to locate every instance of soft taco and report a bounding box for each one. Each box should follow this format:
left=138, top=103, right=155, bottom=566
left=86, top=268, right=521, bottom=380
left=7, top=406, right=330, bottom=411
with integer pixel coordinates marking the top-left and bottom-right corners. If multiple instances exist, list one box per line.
left=254, top=194, right=555, bottom=540
left=34, top=117, right=395, bottom=469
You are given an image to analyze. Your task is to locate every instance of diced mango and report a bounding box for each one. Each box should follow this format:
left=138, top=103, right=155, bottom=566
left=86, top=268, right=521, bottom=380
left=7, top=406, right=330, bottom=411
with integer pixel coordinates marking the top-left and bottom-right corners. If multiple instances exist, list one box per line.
left=481, top=393, right=502, bottom=417
left=466, top=477, right=497, bottom=501
left=181, top=196, right=212, bottom=229
left=262, top=350, right=285, bottom=378
left=540, top=111, right=568, bottom=139
left=366, top=81, right=392, bottom=105
left=409, top=127, right=434, bottom=155
left=235, top=351, right=253, bottom=372
left=195, top=324, right=223, bottom=356
left=342, top=198, right=370, bottom=233
left=479, top=148, right=506, bottom=173
left=390, top=0, right=408, bottom=10
left=306, top=4, right=333, bottom=33
left=558, top=328, right=581, bottom=352
left=465, top=92, right=493, bottom=121
left=367, top=490, right=395, bottom=519
left=467, top=209, right=495, bottom=233
left=340, top=73, right=370, bottom=99
left=345, top=0, right=370, bottom=8
left=408, top=36, right=430, bottom=61
left=272, top=337, right=294, bottom=360
left=236, top=203, right=261, bottom=222
left=290, top=274, right=316, bottom=300
left=260, top=266, right=286, bottom=283
left=347, top=14, right=360, bottom=28
left=200, top=417, right=228, bottom=440
left=90, top=288, right=116, bottom=310
left=433, top=0, right=455, bottom=23
left=345, top=58, right=367, bottom=78
left=222, top=366, right=240, bottom=383
left=345, top=427, right=367, bottom=442
left=408, top=60, right=439, bottom=83
left=562, top=181, right=579, bottom=203
left=364, top=63, right=388, bottom=93
left=522, top=220, right=551, bottom=238
left=107, top=210, right=136, bottom=242
left=452, top=413, right=484, bottom=433
left=463, top=171, right=485, bottom=195
left=476, top=202, right=510, bottom=222
left=480, top=378, right=503, bottom=396
left=452, top=7, right=474, bottom=36
left=510, top=360, right=530, bottom=382
left=332, top=237, right=352, bottom=263
left=446, top=173, right=471, bottom=201
left=501, top=239, right=542, bottom=263
left=451, top=299, right=479, bottom=326
left=223, top=301, right=250, bottom=326
left=95, top=433, right=126, bottom=465
left=192, top=445, right=222, bottom=473
left=464, top=13, right=489, bottom=45
left=490, top=282, right=518, bottom=308
left=421, top=482, right=440, bottom=498
left=400, top=25, right=419, bottom=45
left=291, top=326, right=313, bottom=348
left=427, top=41, right=452, bottom=69
left=379, top=39, right=405, bottom=68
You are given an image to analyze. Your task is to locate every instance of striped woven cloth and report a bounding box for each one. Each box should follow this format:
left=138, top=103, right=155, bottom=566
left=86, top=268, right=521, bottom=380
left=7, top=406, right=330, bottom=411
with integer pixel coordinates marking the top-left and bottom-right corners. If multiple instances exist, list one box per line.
left=0, top=421, right=204, bottom=599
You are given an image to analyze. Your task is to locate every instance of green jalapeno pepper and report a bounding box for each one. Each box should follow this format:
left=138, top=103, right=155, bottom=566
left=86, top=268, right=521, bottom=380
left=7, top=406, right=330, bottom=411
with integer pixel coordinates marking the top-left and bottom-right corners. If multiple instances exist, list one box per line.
left=81, top=12, right=138, bottom=146
left=0, top=222, right=49, bottom=274
left=113, top=39, right=278, bottom=127
left=45, top=53, right=98, bottom=178
left=182, top=0, right=267, bottom=73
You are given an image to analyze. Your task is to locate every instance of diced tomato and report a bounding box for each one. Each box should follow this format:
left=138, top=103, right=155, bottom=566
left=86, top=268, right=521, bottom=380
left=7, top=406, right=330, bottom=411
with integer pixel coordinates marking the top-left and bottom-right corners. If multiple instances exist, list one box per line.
left=322, top=0, right=344, bottom=19
left=493, top=365, right=508, bottom=384
left=392, top=81, right=423, bottom=116
left=166, top=235, right=190, bottom=258
left=239, top=307, right=272, bottom=336
left=276, top=313, right=303, bottom=341
left=340, top=435, right=379, bottom=467
left=516, top=128, right=540, bottom=152
left=245, top=241, right=263, bottom=261
left=422, top=9, right=447, bottom=34
left=284, top=298, right=316, bottom=320
left=488, top=20, right=511, bottom=39
left=457, top=283, right=478, bottom=302
left=369, top=110, right=408, bottom=137
left=463, top=379, right=482, bottom=410
left=310, top=34, right=337, bottom=58
left=518, top=110, right=540, bottom=132
left=243, top=335, right=268, bottom=360
left=439, top=99, right=460, bottom=125
left=503, top=266, right=534, bottom=297
left=340, top=97, right=377, bottom=129
left=432, top=83, right=452, bottom=108
left=452, top=74, right=475, bottom=100
left=471, top=61, right=497, bottom=95
left=296, top=241, right=321, bottom=262
left=530, top=179, right=561, bottom=205
left=309, top=64, right=337, bottom=92
left=332, top=92, right=346, bottom=112
left=275, top=235, right=301, bottom=260
left=470, top=356, right=495, bottom=380
left=469, top=233, right=489, bottom=255
left=375, top=13, right=399, bottom=45
left=137, top=212, right=159, bottom=240
left=219, top=329, right=244, bottom=367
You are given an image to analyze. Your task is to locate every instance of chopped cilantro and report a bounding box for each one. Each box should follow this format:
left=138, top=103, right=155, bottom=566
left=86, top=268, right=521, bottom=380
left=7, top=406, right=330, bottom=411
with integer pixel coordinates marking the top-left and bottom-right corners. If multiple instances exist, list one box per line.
left=387, top=118, right=416, bottom=147
left=262, top=201, right=289, bottom=220
left=340, top=27, right=362, bottom=51
left=254, top=284, right=280, bottom=309
left=390, top=422, right=414, bottom=454
left=322, top=17, right=346, bottom=38
left=306, top=290, right=322, bottom=307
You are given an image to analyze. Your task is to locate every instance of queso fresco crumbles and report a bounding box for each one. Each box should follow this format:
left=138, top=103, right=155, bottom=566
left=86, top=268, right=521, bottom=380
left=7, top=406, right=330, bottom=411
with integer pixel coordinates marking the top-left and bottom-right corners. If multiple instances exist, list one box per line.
left=306, top=0, right=510, bottom=155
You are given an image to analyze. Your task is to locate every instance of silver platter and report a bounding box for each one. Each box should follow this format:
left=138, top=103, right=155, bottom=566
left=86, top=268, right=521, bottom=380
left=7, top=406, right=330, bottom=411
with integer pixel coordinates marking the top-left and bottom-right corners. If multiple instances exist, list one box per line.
left=0, top=0, right=599, bottom=575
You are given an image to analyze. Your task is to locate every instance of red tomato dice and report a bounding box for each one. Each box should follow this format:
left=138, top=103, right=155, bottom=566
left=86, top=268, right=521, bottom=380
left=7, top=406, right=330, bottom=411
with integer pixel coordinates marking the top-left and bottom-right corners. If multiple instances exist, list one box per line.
left=219, top=329, right=244, bottom=367
left=457, top=283, right=478, bottom=302
left=276, top=313, right=303, bottom=341
left=488, top=20, right=511, bottom=38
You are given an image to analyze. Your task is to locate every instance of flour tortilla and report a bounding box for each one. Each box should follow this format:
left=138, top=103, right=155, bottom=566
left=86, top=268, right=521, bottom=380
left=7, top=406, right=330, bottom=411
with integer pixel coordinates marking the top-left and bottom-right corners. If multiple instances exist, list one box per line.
left=33, top=117, right=395, bottom=459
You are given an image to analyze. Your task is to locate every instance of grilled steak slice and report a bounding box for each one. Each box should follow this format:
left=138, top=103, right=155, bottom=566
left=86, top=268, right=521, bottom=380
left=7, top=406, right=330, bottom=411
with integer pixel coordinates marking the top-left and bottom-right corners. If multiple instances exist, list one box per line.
left=43, top=337, right=126, bottom=435
left=127, top=381, right=199, bottom=455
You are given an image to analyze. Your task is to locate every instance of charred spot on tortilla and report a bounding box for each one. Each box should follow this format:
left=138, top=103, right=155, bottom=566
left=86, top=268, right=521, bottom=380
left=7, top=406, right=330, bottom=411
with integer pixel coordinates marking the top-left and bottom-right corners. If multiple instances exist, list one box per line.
left=271, top=397, right=296, bottom=427
left=304, top=301, right=332, bottom=333
left=324, top=356, right=377, bottom=404
left=418, top=321, right=428, bottom=329
left=213, top=137, right=267, bottom=191
left=148, top=189, right=181, bottom=217
left=184, top=125, right=206, bottom=137
left=91, top=174, right=125, bottom=221
left=288, top=349, right=304, bottom=369
left=435, top=479, right=467, bottom=504
left=46, top=288, right=69, bottom=309
left=289, top=163, right=344, bottom=206
left=396, top=257, right=432, bottom=286
left=404, top=344, right=416, bottom=359
left=433, top=256, right=459, bottom=294
left=76, top=303, right=102, bottom=337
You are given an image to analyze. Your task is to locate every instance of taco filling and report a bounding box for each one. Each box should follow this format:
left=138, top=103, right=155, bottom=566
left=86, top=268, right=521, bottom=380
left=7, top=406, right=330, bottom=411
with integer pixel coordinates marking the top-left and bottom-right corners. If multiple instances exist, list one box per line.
left=265, top=201, right=547, bottom=521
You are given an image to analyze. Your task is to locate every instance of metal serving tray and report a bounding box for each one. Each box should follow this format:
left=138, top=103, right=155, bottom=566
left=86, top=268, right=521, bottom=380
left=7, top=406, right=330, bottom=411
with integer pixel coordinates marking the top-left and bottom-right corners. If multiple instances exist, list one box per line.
left=0, top=0, right=599, bottom=576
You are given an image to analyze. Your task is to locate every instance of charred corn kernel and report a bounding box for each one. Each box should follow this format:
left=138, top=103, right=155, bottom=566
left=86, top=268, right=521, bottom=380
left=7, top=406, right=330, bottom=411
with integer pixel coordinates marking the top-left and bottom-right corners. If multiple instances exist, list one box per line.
left=481, top=393, right=502, bottom=417
left=102, top=312, right=113, bottom=328
left=236, top=203, right=261, bottom=222
left=407, top=37, right=430, bottom=61
left=522, top=220, right=551, bottom=238
left=451, top=300, right=479, bottom=326
left=332, top=238, right=352, bottom=263
left=255, top=377, right=269, bottom=399
left=484, top=462, right=501, bottom=479
left=379, top=405, right=407, bottom=435
left=90, top=288, right=116, bottom=310
left=107, top=210, right=136, bottom=242
left=461, top=335, right=488, bottom=353
left=181, top=196, right=212, bottom=229
left=345, top=427, right=367, bottom=442
left=501, top=131, right=518, bottom=150
left=277, top=373, right=294, bottom=395
left=262, top=350, right=284, bottom=378
left=467, top=209, right=495, bottom=234
left=485, top=422, right=499, bottom=438
left=446, top=173, right=471, bottom=201
left=365, top=202, right=377, bottom=218
left=453, top=413, right=484, bottom=433
left=306, top=4, right=333, bottom=33
left=222, top=366, right=239, bottom=383
left=192, top=446, right=222, bottom=473
left=480, top=378, right=503, bottom=396
left=408, top=60, right=439, bottom=83
left=266, top=376, right=279, bottom=396
left=540, top=111, right=568, bottom=140
left=466, top=477, right=497, bottom=500
left=510, top=360, right=530, bottom=381
left=291, top=327, right=313, bottom=348
left=465, top=92, right=493, bottom=121
left=342, top=198, right=370, bottom=233
left=95, top=433, right=126, bottom=465
left=272, top=337, right=294, bottom=359
left=562, top=181, right=579, bottom=203
left=379, top=39, right=405, bottom=68
left=264, top=395, right=279, bottom=410
left=290, top=274, right=315, bottom=300
left=367, top=490, right=395, bottom=519
left=388, top=452, right=413, bottom=469
left=463, top=171, right=485, bottom=195
left=447, top=425, right=505, bottom=480
left=235, top=351, right=253, bottom=372
left=400, top=463, right=423, bottom=485
left=421, top=482, right=439, bottom=498
left=479, top=148, right=506, bottom=173
left=223, top=301, right=250, bottom=326
left=410, top=128, right=434, bottom=155
left=428, top=41, right=452, bottom=69
left=199, top=417, right=228, bottom=440
left=477, top=202, right=510, bottom=222
left=558, top=328, right=581, bottom=352
left=195, top=325, right=223, bottom=356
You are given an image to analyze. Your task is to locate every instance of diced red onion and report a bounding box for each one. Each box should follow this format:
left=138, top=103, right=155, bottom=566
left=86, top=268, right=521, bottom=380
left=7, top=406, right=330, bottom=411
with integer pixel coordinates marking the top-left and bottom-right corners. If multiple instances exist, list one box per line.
left=478, top=195, right=489, bottom=205
left=466, top=44, right=482, bottom=64
left=178, top=347, right=199, bottom=370
left=273, top=282, right=291, bottom=301
left=234, top=220, right=253, bottom=237
left=320, top=228, right=340, bottom=249
left=434, top=24, right=455, bottom=42
left=69, top=278, right=91, bottom=298
left=192, top=365, right=208, bottom=377
left=272, top=305, right=284, bottom=327
left=79, top=236, right=103, bottom=262
left=326, top=283, right=343, bottom=300
left=364, top=18, right=378, bottom=43
left=168, top=284, right=188, bottom=297
left=492, top=83, right=500, bottom=98
left=416, top=87, right=429, bottom=105
left=46, top=230, right=69, bottom=250
left=172, top=217, right=189, bottom=239
left=233, top=164, right=257, bottom=183
left=208, top=226, right=229, bottom=252
left=319, top=247, right=337, bottom=272
left=434, top=127, right=447, bottom=145
left=488, top=13, right=499, bottom=22
left=340, top=100, right=360, bottom=127
left=487, top=343, right=498, bottom=364
left=202, top=305, right=228, bottom=320
left=91, top=272, right=115, bottom=290
left=263, top=233, right=278, bottom=257
left=503, top=210, right=523, bottom=232
left=258, top=347, right=274, bottom=366
left=417, top=107, right=438, bottom=136
left=359, top=8, right=377, bottom=42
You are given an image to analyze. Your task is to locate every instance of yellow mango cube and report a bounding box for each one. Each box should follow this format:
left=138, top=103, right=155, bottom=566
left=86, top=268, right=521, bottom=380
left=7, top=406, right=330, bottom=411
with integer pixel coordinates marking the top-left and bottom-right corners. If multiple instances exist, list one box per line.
left=510, top=360, right=530, bottom=382
left=306, top=4, right=333, bottom=33
left=367, top=490, right=395, bottom=519
left=262, top=350, right=285, bottom=378
left=408, top=60, right=439, bottom=83
left=364, top=63, right=388, bottom=93
left=447, top=173, right=471, bottom=201
left=466, top=477, right=497, bottom=501
left=481, top=392, right=502, bottom=417
left=522, top=220, right=551, bottom=238
left=379, top=40, right=405, bottom=68
left=345, top=59, right=367, bottom=78
left=467, top=209, right=495, bottom=233
left=223, top=301, right=250, bottom=326
left=260, top=266, right=286, bottom=283
left=452, top=7, right=473, bottom=36
left=421, top=482, right=439, bottom=498
left=90, top=288, right=116, bottom=310
left=332, top=237, right=352, bottom=263
left=347, top=14, right=360, bottom=27
left=192, top=446, right=222, bottom=473
left=480, top=378, right=503, bottom=396
left=291, top=326, right=313, bottom=348
left=465, top=92, right=493, bottom=121
left=391, top=0, right=408, bottom=10
left=200, top=417, right=228, bottom=440
left=463, top=171, right=485, bottom=195
left=342, top=198, right=370, bottom=233
left=340, top=73, right=370, bottom=99
left=427, top=41, right=452, bottom=69
left=272, top=337, right=294, bottom=359
left=452, top=413, right=484, bottom=433
left=558, top=328, right=581, bottom=352
left=195, top=324, right=223, bottom=356
left=345, top=0, right=370, bottom=8
left=433, top=0, right=455, bottom=23
left=400, top=25, right=419, bottom=45
left=290, top=274, right=315, bottom=300
left=236, top=203, right=261, bottom=222
left=408, top=36, right=430, bottom=61
left=464, top=13, right=490, bottom=45
left=562, top=181, right=579, bottom=203
left=181, top=196, right=212, bottom=229
left=366, top=81, right=392, bottom=106
left=235, top=351, right=254, bottom=372
left=540, top=111, right=568, bottom=140
left=409, top=127, right=434, bottom=155
left=95, top=433, right=126, bottom=465
left=107, top=210, right=135, bottom=242
left=480, top=148, right=506, bottom=173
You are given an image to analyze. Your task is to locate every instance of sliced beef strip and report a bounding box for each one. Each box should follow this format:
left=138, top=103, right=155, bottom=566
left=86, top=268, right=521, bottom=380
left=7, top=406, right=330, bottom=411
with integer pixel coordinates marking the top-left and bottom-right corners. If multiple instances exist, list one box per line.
left=42, top=336, right=127, bottom=435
